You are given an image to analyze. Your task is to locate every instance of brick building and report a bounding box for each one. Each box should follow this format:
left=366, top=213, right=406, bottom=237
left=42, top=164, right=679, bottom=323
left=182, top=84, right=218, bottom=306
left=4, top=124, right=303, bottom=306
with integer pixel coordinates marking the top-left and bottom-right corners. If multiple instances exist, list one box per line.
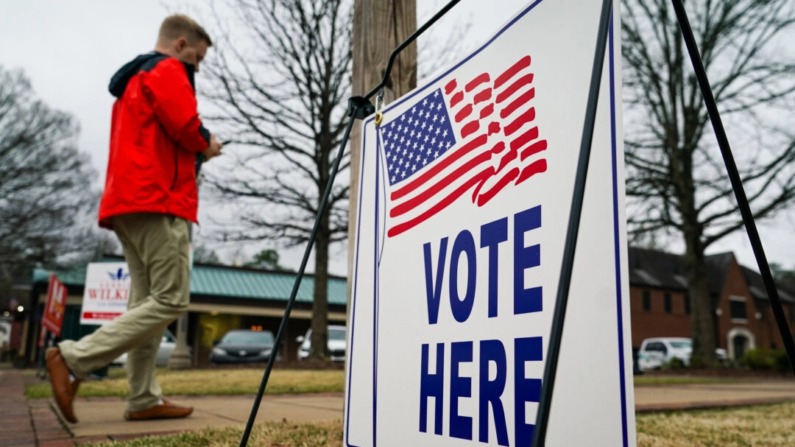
left=629, top=247, right=795, bottom=360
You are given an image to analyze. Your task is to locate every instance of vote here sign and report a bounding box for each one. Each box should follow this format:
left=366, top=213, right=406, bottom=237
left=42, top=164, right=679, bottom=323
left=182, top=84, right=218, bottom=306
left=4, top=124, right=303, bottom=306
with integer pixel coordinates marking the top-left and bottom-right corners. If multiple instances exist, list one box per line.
left=345, top=0, right=634, bottom=446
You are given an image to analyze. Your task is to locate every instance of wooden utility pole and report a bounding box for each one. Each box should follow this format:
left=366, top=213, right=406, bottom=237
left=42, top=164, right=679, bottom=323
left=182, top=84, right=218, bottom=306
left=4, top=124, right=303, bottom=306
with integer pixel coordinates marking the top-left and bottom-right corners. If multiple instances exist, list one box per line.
left=348, top=0, right=417, bottom=303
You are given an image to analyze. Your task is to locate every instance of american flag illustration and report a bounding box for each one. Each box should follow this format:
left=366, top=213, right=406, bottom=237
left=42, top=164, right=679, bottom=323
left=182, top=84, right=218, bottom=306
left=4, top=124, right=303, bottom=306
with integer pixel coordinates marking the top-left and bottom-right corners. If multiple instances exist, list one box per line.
left=378, top=55, right=548, bottom=238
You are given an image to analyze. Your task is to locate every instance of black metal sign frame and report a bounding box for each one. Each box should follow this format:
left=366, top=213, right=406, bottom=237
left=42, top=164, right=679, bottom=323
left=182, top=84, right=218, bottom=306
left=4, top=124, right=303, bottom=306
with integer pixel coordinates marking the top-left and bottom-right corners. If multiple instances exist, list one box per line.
left=532, top=0, right=795, bottom=445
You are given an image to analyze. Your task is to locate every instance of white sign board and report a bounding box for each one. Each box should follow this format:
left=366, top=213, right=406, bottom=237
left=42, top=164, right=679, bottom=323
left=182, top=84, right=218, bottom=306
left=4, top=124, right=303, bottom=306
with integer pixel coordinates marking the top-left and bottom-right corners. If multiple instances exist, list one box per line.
left=80, top=262, right=131, bottom=325
left=345, top=1, right=635, bottom=446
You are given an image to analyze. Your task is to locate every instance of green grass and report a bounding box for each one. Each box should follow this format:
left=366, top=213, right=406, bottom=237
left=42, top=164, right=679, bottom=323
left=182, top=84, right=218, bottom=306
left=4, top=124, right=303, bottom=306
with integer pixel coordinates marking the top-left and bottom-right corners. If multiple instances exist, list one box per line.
left=634, top=376, right=748, bottom=386
left=90, top=403, right=795, bottom=447
left=636, top=402, right=795, bottom=446
left=27, top=368, right=749, bottom=399
left=94, top=419, right=343, bottom=447
left=27, top=368, right=345, bottom=399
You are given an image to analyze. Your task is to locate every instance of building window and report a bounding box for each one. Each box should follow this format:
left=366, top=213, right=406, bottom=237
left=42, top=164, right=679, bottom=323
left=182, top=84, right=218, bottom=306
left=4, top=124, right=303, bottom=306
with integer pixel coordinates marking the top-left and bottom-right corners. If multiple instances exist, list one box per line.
left=642, top=290, right=651, bottom=312
left=757, top=303, right=766, bottom=321
left=685, top=294, right=691, bottom=314
left=664, top=293, right=672, bottom=313
left=729, top=297, right=748, bottom=322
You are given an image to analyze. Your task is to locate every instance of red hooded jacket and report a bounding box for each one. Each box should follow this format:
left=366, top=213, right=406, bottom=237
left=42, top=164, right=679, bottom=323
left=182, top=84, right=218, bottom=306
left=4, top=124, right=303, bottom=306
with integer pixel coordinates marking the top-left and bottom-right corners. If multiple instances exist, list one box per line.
left=99, top=52, right=210, bottom=229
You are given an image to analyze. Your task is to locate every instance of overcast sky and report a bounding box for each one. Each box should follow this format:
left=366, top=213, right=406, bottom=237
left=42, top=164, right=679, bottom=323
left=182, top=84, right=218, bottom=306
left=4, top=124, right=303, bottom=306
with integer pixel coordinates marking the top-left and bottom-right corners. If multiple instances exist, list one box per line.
left=2, top=0, right=795, bottom=276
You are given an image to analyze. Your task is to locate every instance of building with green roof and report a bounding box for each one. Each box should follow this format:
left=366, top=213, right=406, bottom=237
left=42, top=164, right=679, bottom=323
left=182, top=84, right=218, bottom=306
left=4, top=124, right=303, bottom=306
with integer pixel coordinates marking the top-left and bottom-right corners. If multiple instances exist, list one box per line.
left=19, top=257, right=348, bottom=367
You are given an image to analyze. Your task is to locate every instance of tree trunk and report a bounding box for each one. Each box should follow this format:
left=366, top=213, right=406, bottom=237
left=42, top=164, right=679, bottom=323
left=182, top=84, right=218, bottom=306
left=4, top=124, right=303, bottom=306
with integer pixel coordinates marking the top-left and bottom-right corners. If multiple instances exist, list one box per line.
left=347, top=0, right=417, bottom=307
left=311, top=203, right=331, bottom=360
left=684, top=231, right=717, bottom=367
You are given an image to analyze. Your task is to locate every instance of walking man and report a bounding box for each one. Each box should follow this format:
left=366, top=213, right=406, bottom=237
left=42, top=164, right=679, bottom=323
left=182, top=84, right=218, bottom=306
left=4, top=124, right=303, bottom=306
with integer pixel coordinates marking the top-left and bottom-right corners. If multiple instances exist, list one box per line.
left=46, top=14, right=223, bottom=423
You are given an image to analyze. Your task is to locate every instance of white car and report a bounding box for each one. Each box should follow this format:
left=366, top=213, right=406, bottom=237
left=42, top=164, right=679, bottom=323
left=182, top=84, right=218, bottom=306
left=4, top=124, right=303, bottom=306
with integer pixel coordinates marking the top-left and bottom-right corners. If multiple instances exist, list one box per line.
left=297, top=325, right=346, bottom=362
left=111, top=330, right=184, bottom=367
left=0, top=319, right=10, bottom=347
left=637, top=337, right=727, bottom=370
left=0, top=319, right=11, bottom=360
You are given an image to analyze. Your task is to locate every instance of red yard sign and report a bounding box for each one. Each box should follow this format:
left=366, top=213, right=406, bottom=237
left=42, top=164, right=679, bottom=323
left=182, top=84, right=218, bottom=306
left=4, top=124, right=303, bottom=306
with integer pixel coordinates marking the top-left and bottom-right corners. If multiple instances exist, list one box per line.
left=42, top=273, right=67, bottom=336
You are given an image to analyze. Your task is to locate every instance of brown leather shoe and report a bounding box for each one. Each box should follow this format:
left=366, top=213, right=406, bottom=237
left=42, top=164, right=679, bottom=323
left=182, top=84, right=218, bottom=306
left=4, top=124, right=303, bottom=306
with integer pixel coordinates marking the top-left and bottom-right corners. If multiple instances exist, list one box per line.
left=45, top=348, right=77, bottom=423
left=124, top=400, right=193, bottom=421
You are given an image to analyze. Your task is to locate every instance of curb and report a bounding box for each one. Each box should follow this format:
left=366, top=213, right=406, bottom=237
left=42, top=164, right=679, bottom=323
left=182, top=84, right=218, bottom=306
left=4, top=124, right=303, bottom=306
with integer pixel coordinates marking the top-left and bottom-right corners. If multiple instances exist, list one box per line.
left=635, top=396, right=795, bottom=413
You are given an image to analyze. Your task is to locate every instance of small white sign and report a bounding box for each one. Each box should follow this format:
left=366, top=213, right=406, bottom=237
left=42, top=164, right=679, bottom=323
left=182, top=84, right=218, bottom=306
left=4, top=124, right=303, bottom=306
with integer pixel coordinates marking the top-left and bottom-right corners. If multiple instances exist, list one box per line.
left=80, top=262, right=130, bottom=325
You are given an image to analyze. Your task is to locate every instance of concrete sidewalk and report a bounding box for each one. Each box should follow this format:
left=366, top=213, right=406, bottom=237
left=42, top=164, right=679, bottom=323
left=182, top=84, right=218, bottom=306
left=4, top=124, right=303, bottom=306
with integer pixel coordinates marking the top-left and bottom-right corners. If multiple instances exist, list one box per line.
left=64, top=394, right=343, bottom=440
left=2, top=366, right=344, bottom=446
left=635, top=380, right=795, bottom=412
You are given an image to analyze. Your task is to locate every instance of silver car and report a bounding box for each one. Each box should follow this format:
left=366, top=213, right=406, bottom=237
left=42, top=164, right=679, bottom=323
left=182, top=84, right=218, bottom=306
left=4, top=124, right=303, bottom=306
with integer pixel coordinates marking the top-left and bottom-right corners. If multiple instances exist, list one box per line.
left=111, top=330, right=184, bottom=367
left=297, top=325, right=346, bottom=362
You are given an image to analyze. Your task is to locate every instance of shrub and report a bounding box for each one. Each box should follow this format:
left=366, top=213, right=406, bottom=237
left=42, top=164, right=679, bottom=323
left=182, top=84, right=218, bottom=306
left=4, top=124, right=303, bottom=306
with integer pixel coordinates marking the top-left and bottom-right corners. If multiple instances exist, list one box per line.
left=741, top=348, right=792, bottom=373
left=741, top=348, right=774, bottom=370
left=663, top=357, right=687, bottom=370
left=772, top=348, right=792, bottom=374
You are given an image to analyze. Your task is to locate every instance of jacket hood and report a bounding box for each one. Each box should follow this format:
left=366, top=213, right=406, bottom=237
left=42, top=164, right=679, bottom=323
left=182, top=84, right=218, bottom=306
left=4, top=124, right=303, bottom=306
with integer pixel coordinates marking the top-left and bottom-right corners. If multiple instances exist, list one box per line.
left=109, top=52, right=167, bottom=98
left=108, top=52, right=196, bottom=98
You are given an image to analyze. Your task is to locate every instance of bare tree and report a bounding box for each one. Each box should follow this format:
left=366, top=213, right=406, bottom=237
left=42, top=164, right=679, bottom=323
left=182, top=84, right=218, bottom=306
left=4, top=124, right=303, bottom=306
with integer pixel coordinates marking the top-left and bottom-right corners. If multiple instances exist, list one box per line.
left=0, top=66, right=97, bottom=284
left=416, top=2, right=471, bottom=83
left=622, top=0, right=795, bottom=365
left=201, top=0, right=352, bottom=359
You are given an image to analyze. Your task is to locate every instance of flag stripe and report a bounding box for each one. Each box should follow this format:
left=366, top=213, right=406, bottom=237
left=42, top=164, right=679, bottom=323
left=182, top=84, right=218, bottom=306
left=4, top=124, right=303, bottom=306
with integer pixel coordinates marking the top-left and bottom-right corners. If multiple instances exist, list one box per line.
left=480, top=104, right=495, bottom=119
left=466, top=73, right=491, bottom=92
left=445, top=79, right=458, bottom=94
left=497, top=147, right=518, bottom=173
left=516, top=159, right=548, bottom=185
left=477, top=167, right=520, bottom=206
left=473, top=88, right=493, bottom=104
left=490, top=141, right=507, bottom=154
left=496, top=74, right=534, bottom=104
left=504, top=107, right=536, bottom=136
left=390, top=150, right=493, bottom=218
left=450, top=91, right=464, bottom=107
left=510, top=126, right=539, bottom=151
left=521, top=140, right=548, bottom=161
left=387, top=168, right=492, bottom=238
left=494, top=56, right=531, bottom=89
left=455, top=104, right=473, bottom=123
left=501, top=88, right=535, bottom=119
left=462, top=120, right=480, bottom=138
left=391, top=134, right=488, bottom=201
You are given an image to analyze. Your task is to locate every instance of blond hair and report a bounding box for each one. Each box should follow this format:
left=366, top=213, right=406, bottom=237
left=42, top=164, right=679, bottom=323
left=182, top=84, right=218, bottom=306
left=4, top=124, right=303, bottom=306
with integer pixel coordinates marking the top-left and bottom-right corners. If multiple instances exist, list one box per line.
left=158, top=14, right=212, bottom=47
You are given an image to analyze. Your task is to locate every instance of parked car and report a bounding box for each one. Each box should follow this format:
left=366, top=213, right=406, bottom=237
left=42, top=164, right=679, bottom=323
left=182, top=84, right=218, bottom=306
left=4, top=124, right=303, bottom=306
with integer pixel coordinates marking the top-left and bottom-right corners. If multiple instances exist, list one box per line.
left=111, top=330, right=184, bottom=367
left=210, top=329, right=279, bottom=364
left=0, top=318, right=11, bottom=361
left=637, top=337, right=727, bottom=370
left=0, top=319, right=10, bottom=346
left=297, top=325, right=346, bottom=362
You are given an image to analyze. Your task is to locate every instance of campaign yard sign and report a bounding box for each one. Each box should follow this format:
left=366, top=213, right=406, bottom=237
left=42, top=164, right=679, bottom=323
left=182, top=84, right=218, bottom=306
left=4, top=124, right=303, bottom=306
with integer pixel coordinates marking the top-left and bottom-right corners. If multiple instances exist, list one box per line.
left=42, top=273, right=67, bottom=336
left=345, top=1, right=635, bottom=446
left=80, top=262, right=131, bottom=325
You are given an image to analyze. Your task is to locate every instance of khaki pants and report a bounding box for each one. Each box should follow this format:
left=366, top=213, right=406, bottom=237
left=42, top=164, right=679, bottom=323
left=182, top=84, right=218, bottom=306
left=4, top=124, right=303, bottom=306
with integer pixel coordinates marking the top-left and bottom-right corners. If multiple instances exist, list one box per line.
left=59, top=213, right=190, bottom=412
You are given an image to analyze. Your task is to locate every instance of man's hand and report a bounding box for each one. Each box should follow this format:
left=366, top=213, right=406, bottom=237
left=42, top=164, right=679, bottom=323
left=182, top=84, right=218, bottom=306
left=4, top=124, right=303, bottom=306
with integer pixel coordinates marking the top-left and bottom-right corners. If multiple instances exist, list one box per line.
left=203, top=134, right=223, bottom=161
